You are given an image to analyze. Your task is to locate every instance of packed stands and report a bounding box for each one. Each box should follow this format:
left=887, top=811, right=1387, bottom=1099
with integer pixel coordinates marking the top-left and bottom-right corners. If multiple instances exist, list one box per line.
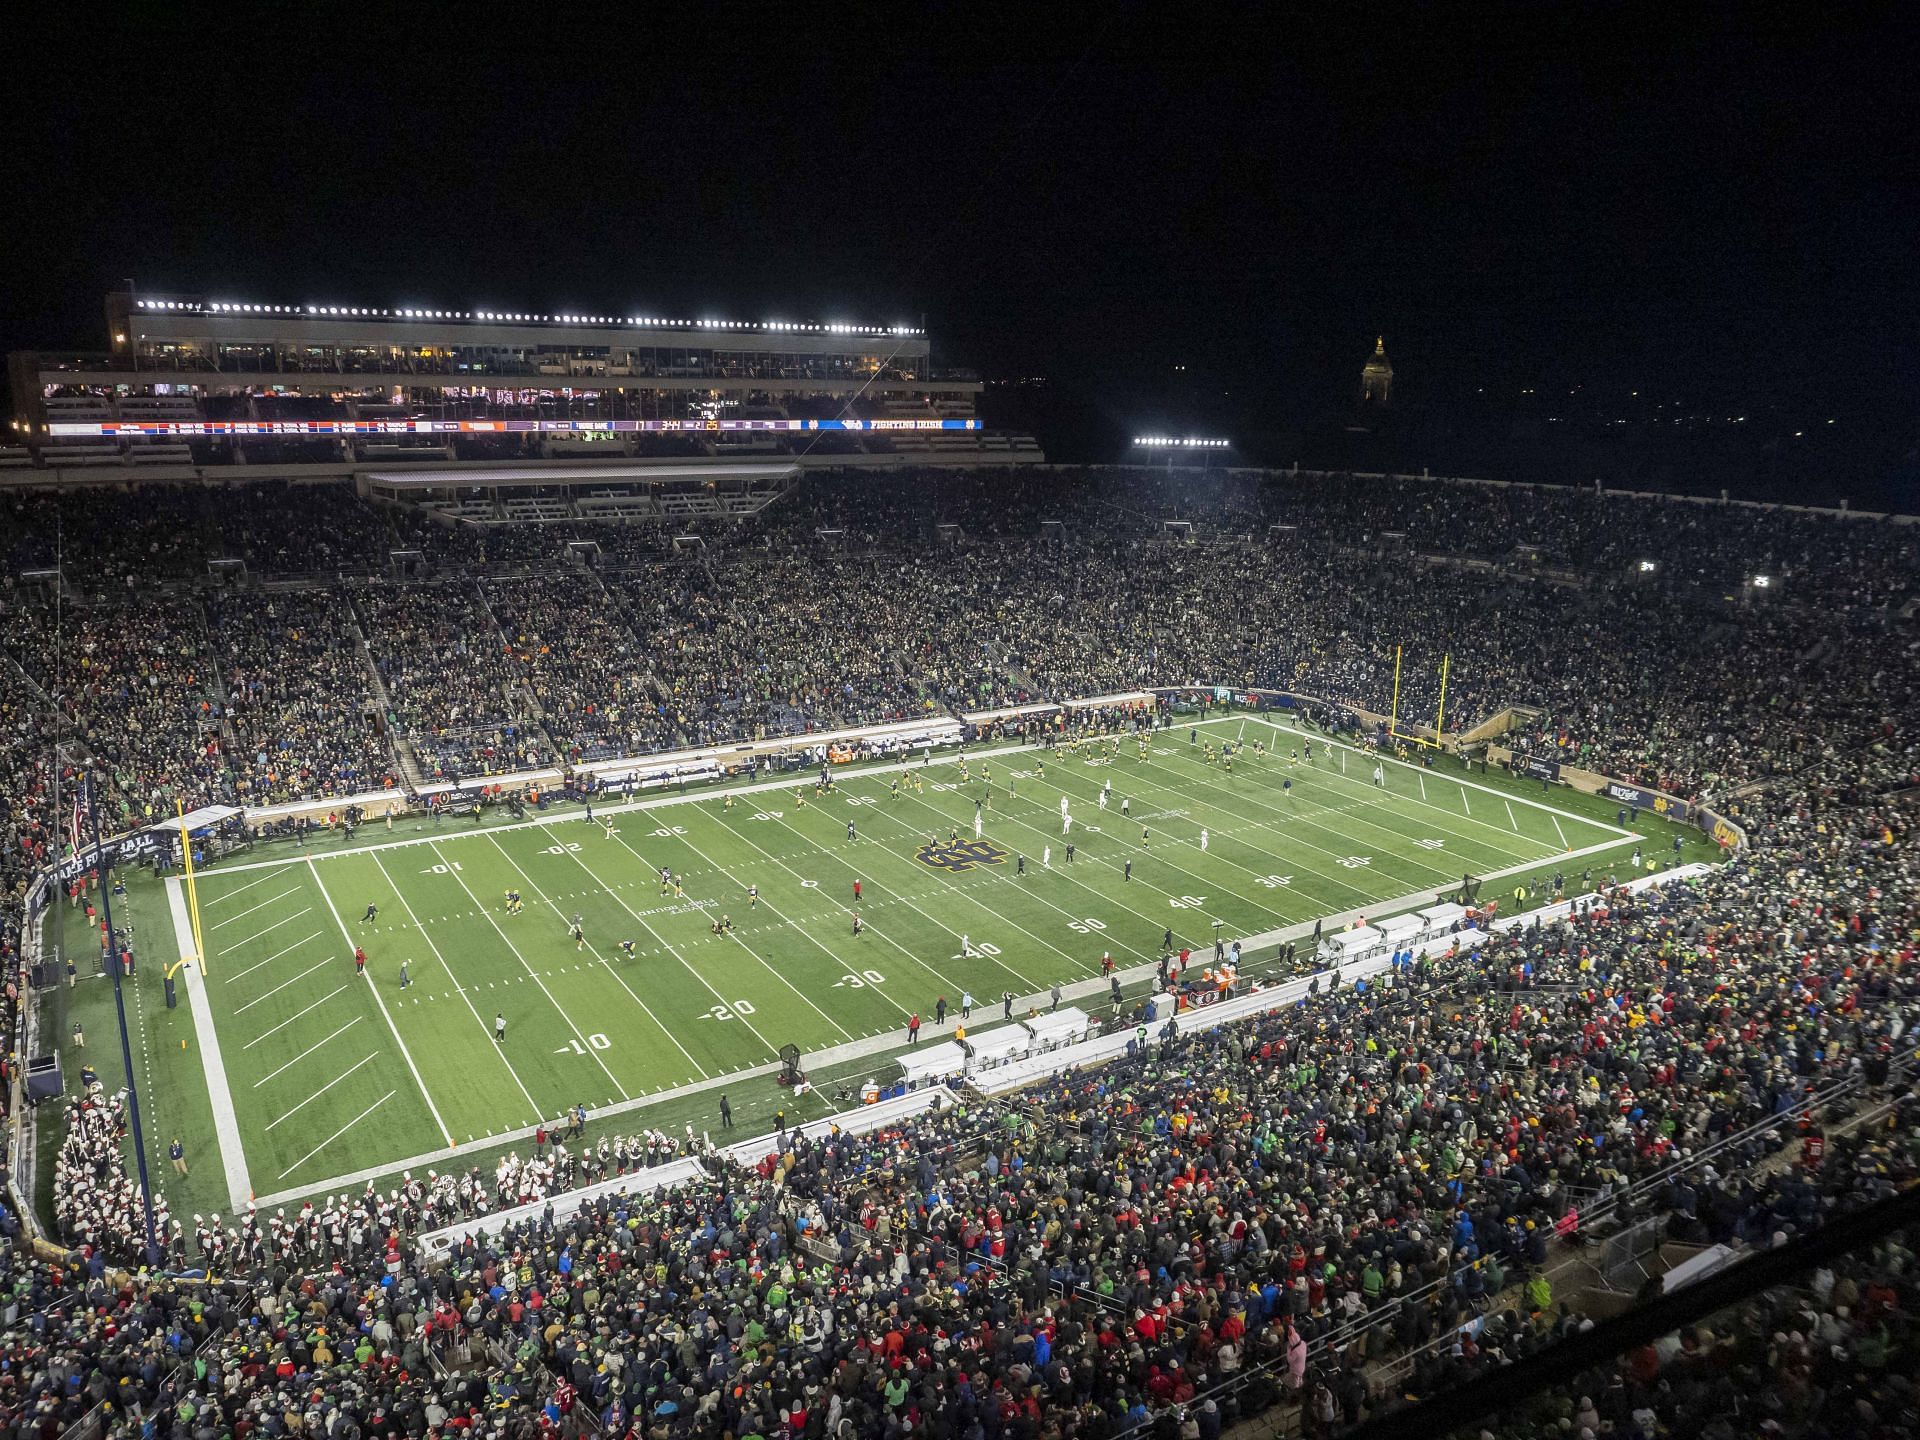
left=204, top=590, right=400, bottom=802
left=353, top=581, right=556, bottom=780
left=0, top=464, right=1915, bottom=1440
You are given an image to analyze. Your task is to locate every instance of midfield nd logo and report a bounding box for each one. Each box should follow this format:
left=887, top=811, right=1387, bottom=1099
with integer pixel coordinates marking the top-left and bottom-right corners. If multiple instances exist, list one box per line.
left=916, top=838, right=1011, bottom=873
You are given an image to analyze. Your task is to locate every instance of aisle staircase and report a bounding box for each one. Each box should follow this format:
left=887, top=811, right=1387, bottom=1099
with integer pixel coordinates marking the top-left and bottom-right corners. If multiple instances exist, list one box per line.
left=344, top=592, right=425, bottom=790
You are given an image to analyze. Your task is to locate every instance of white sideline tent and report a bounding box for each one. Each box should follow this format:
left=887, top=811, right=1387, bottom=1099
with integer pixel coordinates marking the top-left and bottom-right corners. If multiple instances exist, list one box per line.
left=965, top=1025, right=1030, bottom=1070
left=962, top=702, right=1060, bottom=726
left=1023, top=1007, right=1091, bottom=1051
left=1375, top=913, right=1423, bottom=950
left=1318, top=925, right=1384, bottom=965
left=1416, top=901, right=1470, bottom=935
left=151, top=805, right=244, bottom=833
left=898, top=1041, right=969, bottom=1088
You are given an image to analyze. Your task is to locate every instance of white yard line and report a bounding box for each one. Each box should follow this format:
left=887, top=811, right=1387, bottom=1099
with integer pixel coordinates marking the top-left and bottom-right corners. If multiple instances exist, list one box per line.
left=477, top=835, right=710, bottom=1081
left=706, top=806, right=970, bottom=1003
left=199, top=865, right=297, bottom=905
left=265, top=1053, right=382, bottom=1131
left=1250, top=717, right=1637, bottom=836
left=186, top=738, right=1060, bottom=876
left=253, top=1017, right=363, bottom=1087
left=249, top=826, right=1650, bottom=1209
left=370, top=849, right=545, bottom=1125
left=207, top=886, right=303, bottom=930
left=223, top=931, right=324, bottom=984
left=231, top=956, right=334, bottom=1014
left=425, top=838, right=633, bottom=1100
left=277, top=1090, right=396, bottom=1181
left=560, top=833, right=791, bottom=1058
left=178, top=724, right=1633, bottom=883
left=241, top=984, right=349, bottom=1049
left=308, top=859, right=454, bottom=1147
left=168, top=878, right=252, bottom=1209
left=870, top=790, right=1182, bottom=956
left=636, top=824, right=875, bottom=1038
left=1552, top=814, right=1570, bottom=850
left=217, top=907, right=315, bottom=955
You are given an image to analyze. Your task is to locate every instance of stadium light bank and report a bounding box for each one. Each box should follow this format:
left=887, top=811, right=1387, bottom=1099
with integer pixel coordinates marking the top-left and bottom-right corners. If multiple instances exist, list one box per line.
left=1132, top=435, right=1232, bottom=471
left=134, top=297, right=922, bottom=335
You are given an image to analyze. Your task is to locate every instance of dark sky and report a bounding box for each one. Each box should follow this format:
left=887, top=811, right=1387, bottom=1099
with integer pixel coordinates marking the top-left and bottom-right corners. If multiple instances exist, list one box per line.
left=6, top=3, right=1914, bottom=497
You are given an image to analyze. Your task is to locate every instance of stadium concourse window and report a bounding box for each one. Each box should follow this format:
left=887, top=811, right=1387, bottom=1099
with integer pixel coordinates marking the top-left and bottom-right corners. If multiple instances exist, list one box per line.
left=0, top=463, right=1914, bottom=1440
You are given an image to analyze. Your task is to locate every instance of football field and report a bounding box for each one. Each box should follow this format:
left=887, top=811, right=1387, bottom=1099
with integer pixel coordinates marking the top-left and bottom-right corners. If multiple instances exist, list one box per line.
left=57, top=713, right=1697, bottom=1215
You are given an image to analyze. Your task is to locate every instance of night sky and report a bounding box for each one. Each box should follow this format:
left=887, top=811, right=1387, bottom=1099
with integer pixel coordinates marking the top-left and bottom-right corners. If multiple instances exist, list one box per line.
left=6, top=4, right=1913, bottom=504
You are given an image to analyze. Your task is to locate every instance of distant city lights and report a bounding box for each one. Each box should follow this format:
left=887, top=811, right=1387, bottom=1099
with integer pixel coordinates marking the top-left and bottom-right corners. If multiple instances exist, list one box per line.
left=1133, top=436, right=1231, bottom=449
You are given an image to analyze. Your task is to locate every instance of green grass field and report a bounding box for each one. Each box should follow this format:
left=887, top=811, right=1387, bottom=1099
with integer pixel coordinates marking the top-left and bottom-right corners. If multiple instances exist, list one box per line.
left=42, top=712, right=1717, bottom=1222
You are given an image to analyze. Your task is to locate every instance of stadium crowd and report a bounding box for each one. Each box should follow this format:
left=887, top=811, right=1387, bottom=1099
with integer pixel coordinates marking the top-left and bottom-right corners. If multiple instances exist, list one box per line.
left=4, top=469, right=1913, bottom=798
left=0, top=466, right=1914, bottom=1439
left=207, top=590, right=400, bottom=802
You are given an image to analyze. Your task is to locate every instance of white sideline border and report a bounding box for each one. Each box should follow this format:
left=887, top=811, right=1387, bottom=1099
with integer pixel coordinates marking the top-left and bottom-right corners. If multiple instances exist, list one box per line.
left=244, top=822, right=1649, bottom=1211
left=1248, top=716, right=1641, bottom=838
left=308, top=858, right=455, bottom=1151
left=186, top=717, right=1632, bottom=883
left=168, top=877, right=253, bottom=1209
left=185, top=714, right=1653, bottom=1207
left=184, top=736, right=1061, bottom=879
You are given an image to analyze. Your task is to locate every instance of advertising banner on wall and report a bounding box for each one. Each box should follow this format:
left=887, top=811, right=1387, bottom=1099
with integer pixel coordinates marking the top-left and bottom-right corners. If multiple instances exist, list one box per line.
left=1601, top=780, right=1693, bottom=824
left=1696, top=806, right=1746, bottom=849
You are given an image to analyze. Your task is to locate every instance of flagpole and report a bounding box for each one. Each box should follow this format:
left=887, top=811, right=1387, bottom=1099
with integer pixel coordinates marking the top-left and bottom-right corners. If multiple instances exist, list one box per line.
left=88, top=779, right=161, bottom=1266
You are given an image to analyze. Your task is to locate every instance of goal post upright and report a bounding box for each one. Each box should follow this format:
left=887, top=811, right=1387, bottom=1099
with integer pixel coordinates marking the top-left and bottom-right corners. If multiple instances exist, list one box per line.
left=1388, top=644, right=1403, bottom=740
left=176, top=798, right=209, bottom=976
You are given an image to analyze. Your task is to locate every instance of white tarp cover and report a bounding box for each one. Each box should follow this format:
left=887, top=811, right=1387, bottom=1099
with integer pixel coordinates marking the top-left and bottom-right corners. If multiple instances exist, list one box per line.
left=153, top=805, right=244, bottom=833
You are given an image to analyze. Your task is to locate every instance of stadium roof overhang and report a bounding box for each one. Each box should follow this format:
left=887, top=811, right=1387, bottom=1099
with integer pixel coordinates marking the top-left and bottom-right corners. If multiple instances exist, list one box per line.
left=361, top=462, right=800, bottom=492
